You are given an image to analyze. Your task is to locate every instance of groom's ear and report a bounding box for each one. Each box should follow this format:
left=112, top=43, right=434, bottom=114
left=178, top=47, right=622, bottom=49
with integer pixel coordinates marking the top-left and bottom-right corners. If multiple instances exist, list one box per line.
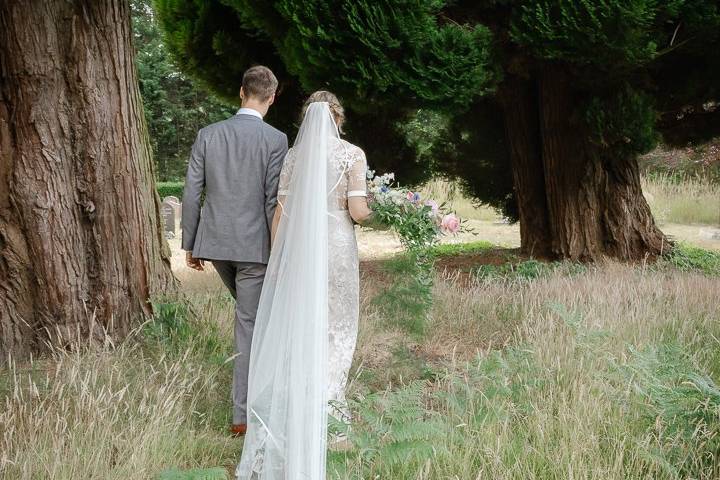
left=239, top=86, right=245, bottom=102
left=267, top=94, right=275, bottom=107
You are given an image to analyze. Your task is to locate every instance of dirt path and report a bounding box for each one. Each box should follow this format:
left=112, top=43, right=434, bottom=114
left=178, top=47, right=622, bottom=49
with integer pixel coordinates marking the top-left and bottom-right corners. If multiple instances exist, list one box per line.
left=168, top=219, right=719, bottom=277
left=169, top=219, right=517, bottom=291
left=169, top=219, right=520, bottom=270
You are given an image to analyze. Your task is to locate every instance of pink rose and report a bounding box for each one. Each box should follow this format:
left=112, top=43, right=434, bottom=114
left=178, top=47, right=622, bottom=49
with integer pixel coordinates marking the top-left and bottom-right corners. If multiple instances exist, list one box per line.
left=441, top=214, right=460, bottom=234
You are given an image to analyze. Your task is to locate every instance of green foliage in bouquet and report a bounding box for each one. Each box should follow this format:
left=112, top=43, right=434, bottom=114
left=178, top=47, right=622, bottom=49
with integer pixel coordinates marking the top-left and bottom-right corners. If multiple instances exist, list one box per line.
left=372, top=253, right=434, bottom=336
left=365, top=171, right=462, bottom=334
left=370, top=201, right=442, bottom=253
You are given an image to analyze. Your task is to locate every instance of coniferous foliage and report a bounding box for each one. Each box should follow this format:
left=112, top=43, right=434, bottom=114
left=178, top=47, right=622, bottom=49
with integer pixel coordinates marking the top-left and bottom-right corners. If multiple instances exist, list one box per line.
left=132, top=0, right=236, bottom=180
left=155, top=0, right=720, bottom=260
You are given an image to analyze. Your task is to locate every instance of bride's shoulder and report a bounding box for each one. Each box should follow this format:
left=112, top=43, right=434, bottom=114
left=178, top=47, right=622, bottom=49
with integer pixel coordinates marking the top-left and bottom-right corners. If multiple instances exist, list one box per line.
left=337, top=139, right=366, bottom=162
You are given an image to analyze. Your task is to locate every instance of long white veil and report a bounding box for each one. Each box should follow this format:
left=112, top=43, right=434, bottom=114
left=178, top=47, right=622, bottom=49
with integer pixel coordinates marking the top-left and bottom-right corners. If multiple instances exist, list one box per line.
left=236, top=102, right=341, bottom=480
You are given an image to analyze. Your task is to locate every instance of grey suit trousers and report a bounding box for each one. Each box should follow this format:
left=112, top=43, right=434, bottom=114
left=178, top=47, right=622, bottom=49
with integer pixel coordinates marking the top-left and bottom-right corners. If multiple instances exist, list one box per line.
left=212, top=260, right=267, bottom=425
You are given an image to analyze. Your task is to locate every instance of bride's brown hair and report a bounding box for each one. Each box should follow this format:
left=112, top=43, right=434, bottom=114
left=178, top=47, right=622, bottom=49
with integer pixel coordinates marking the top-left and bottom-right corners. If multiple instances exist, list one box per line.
left=302, top=91, right=345, bottom=133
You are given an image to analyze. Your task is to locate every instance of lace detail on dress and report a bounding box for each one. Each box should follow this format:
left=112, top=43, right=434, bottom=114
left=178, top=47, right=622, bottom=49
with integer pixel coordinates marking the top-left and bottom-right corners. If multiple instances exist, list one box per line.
left=276, top=137, right=366, bottom=424
left=278, top=138, right=367, bottom=210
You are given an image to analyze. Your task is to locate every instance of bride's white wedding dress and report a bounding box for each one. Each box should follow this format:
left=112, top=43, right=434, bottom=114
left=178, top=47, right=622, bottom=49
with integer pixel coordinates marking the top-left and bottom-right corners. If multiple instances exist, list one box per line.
left=278, top=136, right=367, bottom=421
left=236, top=102, right=367, bottom=480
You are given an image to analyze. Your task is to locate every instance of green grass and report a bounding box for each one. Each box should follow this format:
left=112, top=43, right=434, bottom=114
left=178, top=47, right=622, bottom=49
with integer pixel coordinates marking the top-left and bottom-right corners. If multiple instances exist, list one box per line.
left=472, top=258, right=587, bottom=282
left=663, top=243, right=720, bottom=276
left=431, top=240, right=495, bottom=257
left=619, top=343, right=720, bottom=477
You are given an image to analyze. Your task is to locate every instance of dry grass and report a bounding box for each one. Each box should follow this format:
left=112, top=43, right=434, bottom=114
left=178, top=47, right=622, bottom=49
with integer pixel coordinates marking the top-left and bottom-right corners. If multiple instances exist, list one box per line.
left=354, top=261, right=720, bottom=380
left=419, top=176, right=720, bottom=227
left=2, top=259, right=719, bottom=479
left=0, top=298, right=240, bottom=479
left=3, top=217, right=720, bottom=479
left=419, top=178, right=502, bottom=222
left=341, top=262, right=720, bottom=479
left=643, top=174, right=720, bottom=226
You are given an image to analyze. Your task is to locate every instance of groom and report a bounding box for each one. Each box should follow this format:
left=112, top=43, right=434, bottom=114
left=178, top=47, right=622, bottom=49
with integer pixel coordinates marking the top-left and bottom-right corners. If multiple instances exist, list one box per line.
left=181, top=66, right=288, bottom=436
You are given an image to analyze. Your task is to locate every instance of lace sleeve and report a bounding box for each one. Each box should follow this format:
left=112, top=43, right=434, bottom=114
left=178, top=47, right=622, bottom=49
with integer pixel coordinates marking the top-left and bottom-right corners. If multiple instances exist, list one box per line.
left=278, top=148, right=295, bottom=196
left=347, top=148, right=367, bottom=198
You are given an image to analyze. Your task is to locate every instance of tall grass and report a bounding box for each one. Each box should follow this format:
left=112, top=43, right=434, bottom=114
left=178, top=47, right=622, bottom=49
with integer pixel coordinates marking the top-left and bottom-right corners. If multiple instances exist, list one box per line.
left=642, top=174, right=719, bottom=225
left=419, top=178, right=501, bottom=222
left=344, top=262, right=720, bottom=479
left=0, top=297, right=239, bottom=479
left=2, top=250, right=720, bottom=479
left=419, top=176, right=720, bottom=226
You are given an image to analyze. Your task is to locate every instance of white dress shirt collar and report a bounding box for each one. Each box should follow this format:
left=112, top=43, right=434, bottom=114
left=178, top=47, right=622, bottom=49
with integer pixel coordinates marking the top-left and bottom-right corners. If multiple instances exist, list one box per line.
left=236, top=107, right=263, bottom=119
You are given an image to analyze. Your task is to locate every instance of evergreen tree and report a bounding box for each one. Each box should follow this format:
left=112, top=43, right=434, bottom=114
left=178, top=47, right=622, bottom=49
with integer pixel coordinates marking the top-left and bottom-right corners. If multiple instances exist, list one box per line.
left=132, top=0, right=235, bottom=180
left=155, top=0, right=720, bottom=260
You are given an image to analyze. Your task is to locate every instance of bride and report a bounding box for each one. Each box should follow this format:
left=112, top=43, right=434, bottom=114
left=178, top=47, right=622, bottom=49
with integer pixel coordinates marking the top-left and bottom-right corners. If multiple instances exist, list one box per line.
left=236, top=91, right=372, bottom=479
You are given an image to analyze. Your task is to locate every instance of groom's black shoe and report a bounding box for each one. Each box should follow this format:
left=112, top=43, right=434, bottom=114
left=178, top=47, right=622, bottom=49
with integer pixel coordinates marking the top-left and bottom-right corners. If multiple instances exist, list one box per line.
left=230, top=424, right=247, bottom=437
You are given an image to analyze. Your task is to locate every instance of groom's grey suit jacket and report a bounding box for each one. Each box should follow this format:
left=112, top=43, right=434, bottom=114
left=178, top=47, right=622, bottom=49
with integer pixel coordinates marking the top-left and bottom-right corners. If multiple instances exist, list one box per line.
left=182, top=113, right=288, bottom=263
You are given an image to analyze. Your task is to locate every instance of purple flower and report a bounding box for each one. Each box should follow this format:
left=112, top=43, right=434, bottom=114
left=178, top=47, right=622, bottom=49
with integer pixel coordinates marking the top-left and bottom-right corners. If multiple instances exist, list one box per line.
left=424, top=200, right=439, bottom=214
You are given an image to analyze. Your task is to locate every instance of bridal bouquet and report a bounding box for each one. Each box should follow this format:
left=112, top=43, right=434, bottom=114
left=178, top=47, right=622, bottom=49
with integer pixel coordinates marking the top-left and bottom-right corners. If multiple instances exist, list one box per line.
left=364, top=170, right=465, bottom=332
left=365, top=170, right=462, bottom=251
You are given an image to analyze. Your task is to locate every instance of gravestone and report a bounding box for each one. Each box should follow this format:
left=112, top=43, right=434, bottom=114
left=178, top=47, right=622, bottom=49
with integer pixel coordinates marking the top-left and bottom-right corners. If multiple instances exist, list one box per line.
left=167, top=197, right=182, bottom=225
left=161, top=199, right=176, bottom=239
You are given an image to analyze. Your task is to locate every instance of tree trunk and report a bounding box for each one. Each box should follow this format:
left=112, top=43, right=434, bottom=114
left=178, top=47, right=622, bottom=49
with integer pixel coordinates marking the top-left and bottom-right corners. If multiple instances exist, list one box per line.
left=537, top=68, right=667, bottom=261
left=0, top=0, right=175, bottom=359
left=498, top=79, right=553, bottom=259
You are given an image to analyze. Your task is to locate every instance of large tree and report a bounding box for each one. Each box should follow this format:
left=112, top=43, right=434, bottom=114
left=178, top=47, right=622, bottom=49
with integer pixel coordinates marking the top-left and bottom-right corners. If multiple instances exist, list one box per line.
left=0, top=0, right=175, bottom=358
left=156, top=0, right=720, bottom=260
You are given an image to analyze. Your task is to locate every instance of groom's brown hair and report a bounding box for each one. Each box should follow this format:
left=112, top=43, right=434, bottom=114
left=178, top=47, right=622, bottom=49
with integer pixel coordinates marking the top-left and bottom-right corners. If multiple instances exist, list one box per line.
left=241, top=65, right=278, bottom=101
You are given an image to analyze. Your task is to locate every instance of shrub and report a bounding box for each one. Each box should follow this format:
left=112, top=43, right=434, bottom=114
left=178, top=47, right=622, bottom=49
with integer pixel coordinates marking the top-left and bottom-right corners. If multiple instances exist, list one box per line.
left=664, top=244, right=720, bottom=276
left=157, top=181, right=184, bottom=200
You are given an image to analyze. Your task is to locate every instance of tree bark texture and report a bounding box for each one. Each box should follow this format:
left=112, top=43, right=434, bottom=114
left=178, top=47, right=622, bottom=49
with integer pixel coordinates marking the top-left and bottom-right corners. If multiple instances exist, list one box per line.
left=498, top=79, right=553, bottom=258
left=536, top=68, right=667, bottom=261
left=498, top=69, right=667, bottom=261
left=0, top=0, right=175, bottom=359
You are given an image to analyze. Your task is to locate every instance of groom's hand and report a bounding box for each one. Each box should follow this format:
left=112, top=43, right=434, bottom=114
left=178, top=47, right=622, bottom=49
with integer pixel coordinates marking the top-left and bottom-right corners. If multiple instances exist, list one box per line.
left=186, top=251, right=205, bottom=271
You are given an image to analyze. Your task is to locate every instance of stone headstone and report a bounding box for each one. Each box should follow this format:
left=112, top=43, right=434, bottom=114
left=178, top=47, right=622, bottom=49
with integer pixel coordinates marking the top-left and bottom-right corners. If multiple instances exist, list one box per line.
left=161, top=199, right=176, bottom=239
left=162, top=196, right=182, bottom=231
